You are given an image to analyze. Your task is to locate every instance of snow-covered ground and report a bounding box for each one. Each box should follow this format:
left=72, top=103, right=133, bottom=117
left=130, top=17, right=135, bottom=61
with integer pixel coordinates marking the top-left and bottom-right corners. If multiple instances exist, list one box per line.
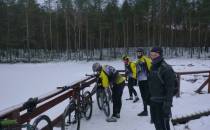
left=0, top=58, right=210, bottom=130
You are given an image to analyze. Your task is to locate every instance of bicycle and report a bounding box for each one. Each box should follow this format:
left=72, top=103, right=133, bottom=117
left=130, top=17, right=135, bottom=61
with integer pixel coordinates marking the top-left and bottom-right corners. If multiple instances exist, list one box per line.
left=86, top=74, right=112, bottom=117
left=96, top=85, right=112, bottom=117
left=61, top=83, right=93, bottom=130
left=0, top=98, right=52, bottom=130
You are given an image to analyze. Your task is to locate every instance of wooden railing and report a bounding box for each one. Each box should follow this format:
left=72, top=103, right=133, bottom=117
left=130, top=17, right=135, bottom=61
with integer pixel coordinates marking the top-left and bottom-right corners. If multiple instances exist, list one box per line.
left=176, top=70, right=210, bottom=97
left=0, top=75, right=96, bottom=128
left=0, top=70, right=210, bottom=129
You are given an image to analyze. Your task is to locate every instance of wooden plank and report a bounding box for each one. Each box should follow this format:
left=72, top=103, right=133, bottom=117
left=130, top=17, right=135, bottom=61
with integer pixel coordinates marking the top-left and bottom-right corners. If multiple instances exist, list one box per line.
left=208, top=73, right=210, bottom=93
left=176, top=70, right=210, bottom=75
left=172, top=109, right=210, bottom=125
left=195, top=78, right=209, bottom=93
left=177, top=74, right=181, bottom=97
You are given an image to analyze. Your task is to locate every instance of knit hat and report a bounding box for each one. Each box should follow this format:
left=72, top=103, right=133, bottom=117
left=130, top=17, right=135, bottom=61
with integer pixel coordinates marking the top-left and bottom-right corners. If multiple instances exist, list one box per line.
left=136, top=48, right=144, bottom=53
left=150, top=47, right=163, bottom=56
left=92, top=63, right=102, bottom=72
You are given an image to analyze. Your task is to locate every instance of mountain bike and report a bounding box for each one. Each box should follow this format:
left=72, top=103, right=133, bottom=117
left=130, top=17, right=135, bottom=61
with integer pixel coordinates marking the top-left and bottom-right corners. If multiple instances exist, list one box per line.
left=86, top=74, right=112, bottom=117
left=61, top=83, right=93, bottom=130
left=96, top=85, right=112, bottom=117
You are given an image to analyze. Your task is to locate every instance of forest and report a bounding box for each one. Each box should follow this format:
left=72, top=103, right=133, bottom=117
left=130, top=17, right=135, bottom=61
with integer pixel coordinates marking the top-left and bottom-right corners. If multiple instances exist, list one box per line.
left=0, top=0, right=210, bottom=62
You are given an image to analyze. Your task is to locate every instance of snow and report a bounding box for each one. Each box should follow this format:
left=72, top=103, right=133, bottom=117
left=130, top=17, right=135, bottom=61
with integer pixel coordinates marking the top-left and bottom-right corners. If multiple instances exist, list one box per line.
left=0, top=58, right=210, bottom=130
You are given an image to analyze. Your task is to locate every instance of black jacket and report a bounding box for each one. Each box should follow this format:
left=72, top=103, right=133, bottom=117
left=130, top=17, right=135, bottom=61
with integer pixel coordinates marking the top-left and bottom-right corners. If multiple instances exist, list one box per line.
left=148, top=58, right=175, bottom=106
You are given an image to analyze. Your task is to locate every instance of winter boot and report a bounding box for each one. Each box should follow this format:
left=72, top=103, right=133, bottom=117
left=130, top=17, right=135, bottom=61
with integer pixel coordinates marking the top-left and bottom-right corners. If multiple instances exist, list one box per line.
left=106, top=116, right=117, bottom=122
left=137, top=111, right=148, bottom=116
left=115, top=113, right=120, bottom=118
left=133, top=97, right=139, bottom=103
left=126, top=97, right=133, bottom=100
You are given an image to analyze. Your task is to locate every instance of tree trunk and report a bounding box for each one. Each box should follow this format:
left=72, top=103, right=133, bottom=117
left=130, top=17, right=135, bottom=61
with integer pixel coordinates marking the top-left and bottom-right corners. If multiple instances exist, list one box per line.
left=86, top=17, right=89, bottom=61
left=147, top=21, right=150, bottom=46
left=65, top=10, right=69, bottom=58
left=26, top=0, right=30, bottom=62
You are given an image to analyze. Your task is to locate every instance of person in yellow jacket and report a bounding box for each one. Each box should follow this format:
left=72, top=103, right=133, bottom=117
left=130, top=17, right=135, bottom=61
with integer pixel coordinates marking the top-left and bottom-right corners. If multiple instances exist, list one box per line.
left=92, top=63, right=125, bottom=122
left=136, top=48, right=152, bottom=116
left=122, top=55, right=139, bottom=103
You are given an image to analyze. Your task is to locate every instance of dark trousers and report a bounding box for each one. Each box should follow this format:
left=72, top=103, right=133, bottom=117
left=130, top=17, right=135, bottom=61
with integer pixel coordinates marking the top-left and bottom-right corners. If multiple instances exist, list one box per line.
left=138, top=80, right=149, bottom=112
left=112, top=82, right=125, bottom=116
left=150, top=101, right=170, bottom=130
left=128, top=77, right=137, bottom=97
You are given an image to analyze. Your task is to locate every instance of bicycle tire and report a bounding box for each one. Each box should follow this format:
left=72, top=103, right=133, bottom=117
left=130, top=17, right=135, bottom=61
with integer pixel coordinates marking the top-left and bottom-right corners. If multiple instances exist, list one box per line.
left=83, top=91, right=93, bottom=120
left=103, top=95, right=110, bottom=117
left=32, top=115, right=52, bottom=130
left=61, top=103, right=80, bottom=130
left=96, top=88, right=103, bottom=110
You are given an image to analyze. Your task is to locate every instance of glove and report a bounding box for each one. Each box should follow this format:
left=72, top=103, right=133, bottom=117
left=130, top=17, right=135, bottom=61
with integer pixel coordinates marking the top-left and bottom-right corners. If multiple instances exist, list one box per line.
left=162, top=102, right=172, bottom=118
left=125, top=76, right=128, bottom=81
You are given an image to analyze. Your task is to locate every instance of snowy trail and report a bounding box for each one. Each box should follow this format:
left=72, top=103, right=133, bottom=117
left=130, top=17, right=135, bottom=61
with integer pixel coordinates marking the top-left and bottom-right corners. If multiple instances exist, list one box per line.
left=1, top=58, right=210, bottom=130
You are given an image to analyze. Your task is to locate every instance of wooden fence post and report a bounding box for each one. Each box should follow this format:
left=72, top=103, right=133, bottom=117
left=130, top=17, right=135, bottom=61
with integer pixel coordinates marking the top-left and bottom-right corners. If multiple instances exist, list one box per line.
left=208, top=72, right=210, bottom=93
left=177, top=74, right=181, bottom=97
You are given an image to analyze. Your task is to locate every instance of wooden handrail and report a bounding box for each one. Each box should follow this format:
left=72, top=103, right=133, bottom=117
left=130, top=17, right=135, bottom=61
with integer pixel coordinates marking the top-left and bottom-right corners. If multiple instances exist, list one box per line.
left=0, top=76, right=95, bottom=119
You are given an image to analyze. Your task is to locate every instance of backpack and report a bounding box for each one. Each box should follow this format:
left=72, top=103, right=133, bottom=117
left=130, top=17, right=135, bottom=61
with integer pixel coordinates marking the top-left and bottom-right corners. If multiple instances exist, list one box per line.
left=157, top=62, right=179, bottom=96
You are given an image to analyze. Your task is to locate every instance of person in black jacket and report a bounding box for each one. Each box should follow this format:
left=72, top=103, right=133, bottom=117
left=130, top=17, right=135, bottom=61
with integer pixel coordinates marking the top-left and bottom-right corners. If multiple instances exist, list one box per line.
left=148, top=47, right=176, bottom=130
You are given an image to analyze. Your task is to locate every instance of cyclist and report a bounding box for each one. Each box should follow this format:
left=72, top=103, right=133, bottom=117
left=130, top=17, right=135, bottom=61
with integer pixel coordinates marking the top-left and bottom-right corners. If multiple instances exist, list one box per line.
left=122, top=55, right=139, bottom=103
left=136, top=48, right=152, bottom=116
left=92, top=63, right=125, bottom=122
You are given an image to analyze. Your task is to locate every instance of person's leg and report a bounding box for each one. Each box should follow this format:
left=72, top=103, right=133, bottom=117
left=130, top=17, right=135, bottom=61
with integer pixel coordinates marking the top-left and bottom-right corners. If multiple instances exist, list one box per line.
left=126, top=78, right=133, bottom=100
left=138, top=81, right=148, bottom=116
left=138, top=81, right=144, bottom=101
left=132, top=82, right=139, bottom=102
left=112, top=87, right=118, bottom=117
left=142, top=80, right=149, bottom=111
left=116, top=85, right=124, bottom=115
left=163, top=118, right=170, bottom=130
left=152, top=102, right=167, bottom=130
left=150, top=101, right=157, bottom=127
left=130, top=78, right=138, bottom=96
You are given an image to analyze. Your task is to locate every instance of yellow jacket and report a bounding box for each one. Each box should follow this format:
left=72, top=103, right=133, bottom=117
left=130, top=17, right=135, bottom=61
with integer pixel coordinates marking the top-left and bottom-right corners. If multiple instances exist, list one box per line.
left=99, top=65, right=125, bottom=88
left=125, top=61, right=137, bottom=79
left=136, top=55, right=152, bottom=71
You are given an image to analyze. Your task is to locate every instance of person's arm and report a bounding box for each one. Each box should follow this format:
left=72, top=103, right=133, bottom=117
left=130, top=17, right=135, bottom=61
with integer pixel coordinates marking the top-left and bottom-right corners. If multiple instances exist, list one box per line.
left=131, top=62, right=137, bottom=79
left=162, top=67, right=175, bottom=106
left=146, top=57, right=152, bottom=71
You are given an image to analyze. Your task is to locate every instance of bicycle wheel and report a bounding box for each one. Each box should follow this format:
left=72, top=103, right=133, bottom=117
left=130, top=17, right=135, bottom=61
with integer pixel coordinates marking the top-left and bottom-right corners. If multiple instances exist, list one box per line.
left=96, top=88, right=103, bottom=110
left=102, top=92, right=110, bottom=117
left=61, top=103, right=80, bottom=130
left=83, top=91, right=92, bottom=120
left=32, top=115, right=52, bottom=130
